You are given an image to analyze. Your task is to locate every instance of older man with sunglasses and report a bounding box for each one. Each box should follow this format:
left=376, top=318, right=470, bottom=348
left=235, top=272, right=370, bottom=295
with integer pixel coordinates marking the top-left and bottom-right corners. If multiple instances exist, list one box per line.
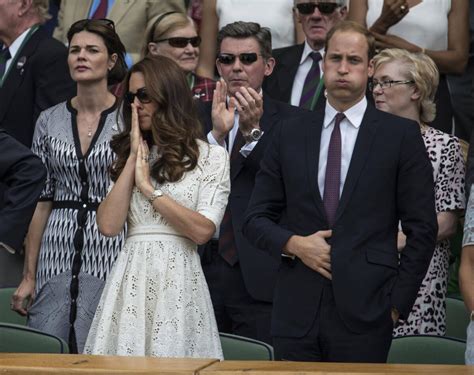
left=198, top=21, right=306, bottom=345
left=264, top=0, right=347, bottom=111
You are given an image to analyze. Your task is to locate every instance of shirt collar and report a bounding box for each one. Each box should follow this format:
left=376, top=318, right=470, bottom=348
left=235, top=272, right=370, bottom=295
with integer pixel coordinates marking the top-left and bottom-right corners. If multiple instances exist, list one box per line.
left=324, top=96, right=367, bottom=129
left=299, top=40, right=325, bottom=66
left=8, top=27, right=34, bottom=61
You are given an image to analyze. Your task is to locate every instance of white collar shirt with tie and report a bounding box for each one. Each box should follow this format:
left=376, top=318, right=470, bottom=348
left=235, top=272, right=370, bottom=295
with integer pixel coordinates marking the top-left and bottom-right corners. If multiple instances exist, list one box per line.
left=4, top=27, right=33, bottom=74
left=318, top=97, right=367, bottom=198
left=290, top=40, right=325, bottom=107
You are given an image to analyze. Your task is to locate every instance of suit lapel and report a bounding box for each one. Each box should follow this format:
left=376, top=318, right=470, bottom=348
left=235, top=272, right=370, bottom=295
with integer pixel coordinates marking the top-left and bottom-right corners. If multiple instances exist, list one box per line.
left=276, top=44, right=304, bottom=104
left=0, top=28, right=43, bottom=124
left=305, top=110, right=325, bottom=214
left=108, top=0, right=135, bottom=26
left=335, top=104, right=378, bottom=223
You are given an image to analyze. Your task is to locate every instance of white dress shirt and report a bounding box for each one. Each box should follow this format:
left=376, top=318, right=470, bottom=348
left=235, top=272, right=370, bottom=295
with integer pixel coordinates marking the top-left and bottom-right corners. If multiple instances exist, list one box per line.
left=207, top=95, right=263, bottom=158
left=318, top=97, right=367, bottom=198
left=290, top=41, right=325, bottom=106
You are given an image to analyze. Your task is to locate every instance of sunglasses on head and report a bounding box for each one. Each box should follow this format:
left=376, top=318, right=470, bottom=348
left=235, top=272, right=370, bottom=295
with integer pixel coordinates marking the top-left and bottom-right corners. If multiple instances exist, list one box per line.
left=70, top=18, right=115, bottom=31
left=125, top=87, right=151, bottom=105
left=217, top=53, right=259, bottom=65
left=154, top=36, right=201, bottom=48
left=295, top=2, right=340, bottom=15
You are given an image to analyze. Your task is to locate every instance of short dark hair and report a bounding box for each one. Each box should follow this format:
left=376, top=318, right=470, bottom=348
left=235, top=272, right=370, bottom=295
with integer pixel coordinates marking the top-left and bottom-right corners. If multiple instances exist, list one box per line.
left=325, top=20, right=376, bottom=60
left=217, top=21, right=272, bottom=60
left=67, top=19, right=127, bottom=85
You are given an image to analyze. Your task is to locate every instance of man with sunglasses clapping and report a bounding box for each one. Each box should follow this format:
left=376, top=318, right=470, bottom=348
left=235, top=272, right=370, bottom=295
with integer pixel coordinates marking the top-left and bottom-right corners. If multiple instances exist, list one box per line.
left=264, top=0, right=347, bottom=111
left=198, top=21, right=307, bottom=345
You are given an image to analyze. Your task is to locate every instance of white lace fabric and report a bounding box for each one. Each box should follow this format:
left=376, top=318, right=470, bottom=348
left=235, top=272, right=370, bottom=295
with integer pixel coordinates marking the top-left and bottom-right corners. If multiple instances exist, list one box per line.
left=84, top=141, right=230, bottom=359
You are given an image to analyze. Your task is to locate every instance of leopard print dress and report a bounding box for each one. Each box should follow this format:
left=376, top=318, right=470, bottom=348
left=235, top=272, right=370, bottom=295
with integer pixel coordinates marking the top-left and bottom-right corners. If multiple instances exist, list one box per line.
left=394, top=126, right=465, bottom=337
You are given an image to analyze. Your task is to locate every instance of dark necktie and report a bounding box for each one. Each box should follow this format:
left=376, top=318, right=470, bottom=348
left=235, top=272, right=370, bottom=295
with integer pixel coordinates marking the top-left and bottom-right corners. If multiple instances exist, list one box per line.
left=91, top=0, right=108, bottom=19
left=299, top=52, right=322, bottom=110
left=323, top=112, right=345, bottom=227
left=218, top=130, right=245, bottom=266
left=0, top=48, right=11, bottom=80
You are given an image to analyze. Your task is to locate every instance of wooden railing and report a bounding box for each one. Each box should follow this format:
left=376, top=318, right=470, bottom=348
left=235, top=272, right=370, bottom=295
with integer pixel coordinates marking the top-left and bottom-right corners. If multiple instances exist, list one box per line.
left=0, top=354, right=473, bottom=374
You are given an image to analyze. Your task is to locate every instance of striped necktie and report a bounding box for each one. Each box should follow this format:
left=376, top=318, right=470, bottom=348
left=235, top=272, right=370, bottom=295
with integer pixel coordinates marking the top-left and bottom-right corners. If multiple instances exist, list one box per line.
left=299, top=52, right=322, bottom=110
left=323, top=112, right=345, bottom=227
left=91, top=0, right=108, bottom=19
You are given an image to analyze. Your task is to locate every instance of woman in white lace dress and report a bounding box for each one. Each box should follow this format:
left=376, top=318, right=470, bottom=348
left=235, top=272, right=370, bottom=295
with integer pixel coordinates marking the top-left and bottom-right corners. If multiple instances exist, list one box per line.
left=84, top=56, right=230, bottom=358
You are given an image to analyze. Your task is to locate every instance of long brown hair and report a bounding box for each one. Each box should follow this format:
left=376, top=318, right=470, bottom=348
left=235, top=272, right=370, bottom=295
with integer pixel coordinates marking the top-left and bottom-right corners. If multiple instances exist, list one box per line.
left=110, top=56, right=203, bottom=183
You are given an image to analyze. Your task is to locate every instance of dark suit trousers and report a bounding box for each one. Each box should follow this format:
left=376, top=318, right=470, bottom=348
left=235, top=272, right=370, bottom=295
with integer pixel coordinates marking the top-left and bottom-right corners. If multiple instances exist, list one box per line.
left=201, top=240, right=272, bottom=345
left=273, top=283, right=393, bottom=362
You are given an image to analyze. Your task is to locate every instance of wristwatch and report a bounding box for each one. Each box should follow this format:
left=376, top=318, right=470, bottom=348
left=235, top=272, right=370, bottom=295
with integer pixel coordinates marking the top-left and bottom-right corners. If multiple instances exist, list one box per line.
left=148, top=189, right=163, bottom=203
left=245, top=128, right=263, bottom=142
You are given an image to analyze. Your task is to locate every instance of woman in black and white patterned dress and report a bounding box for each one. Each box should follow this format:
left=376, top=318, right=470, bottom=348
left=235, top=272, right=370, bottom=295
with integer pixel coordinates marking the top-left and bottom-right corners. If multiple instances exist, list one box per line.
left=11, top=19, right=127, bottom=353
left=371, top=49, right=465, bottom=336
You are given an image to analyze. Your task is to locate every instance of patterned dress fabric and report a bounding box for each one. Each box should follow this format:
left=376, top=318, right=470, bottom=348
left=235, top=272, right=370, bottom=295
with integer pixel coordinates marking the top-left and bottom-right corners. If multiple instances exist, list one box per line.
left=27, top=100, right=125, bottom=353
left=394, top=126, right=465, bottom=336
left=84, top=140, right=229, bottom=359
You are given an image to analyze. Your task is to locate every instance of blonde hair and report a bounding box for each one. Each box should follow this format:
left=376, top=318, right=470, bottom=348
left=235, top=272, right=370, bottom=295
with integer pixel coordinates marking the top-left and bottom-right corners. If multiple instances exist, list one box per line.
left=142, top=12, right=195, bottom=58
left=372, top=48, right=439, bottom=123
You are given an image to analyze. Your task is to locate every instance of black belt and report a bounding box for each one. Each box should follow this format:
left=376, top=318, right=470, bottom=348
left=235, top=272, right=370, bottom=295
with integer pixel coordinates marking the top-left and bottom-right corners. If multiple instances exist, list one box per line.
left=52, top=200, right=100, bottom=210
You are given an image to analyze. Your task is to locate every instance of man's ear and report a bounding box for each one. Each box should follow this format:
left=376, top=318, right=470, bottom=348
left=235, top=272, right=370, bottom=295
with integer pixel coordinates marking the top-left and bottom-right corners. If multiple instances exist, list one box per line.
left=19, top=0, right=33, bottom=17
left=339, top=5, right=348, bottom=20
left=368, top=58, right=374, bottom=78
left=264, top=57, right=276, bottom=77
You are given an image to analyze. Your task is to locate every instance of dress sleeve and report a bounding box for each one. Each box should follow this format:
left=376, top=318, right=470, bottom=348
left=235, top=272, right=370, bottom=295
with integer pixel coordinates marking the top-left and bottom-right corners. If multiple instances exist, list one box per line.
left=31, top=110, right=54, bottom=201
left=434, top=135, right=465, bottom=213
left=196, top=143, right=230, bottom=228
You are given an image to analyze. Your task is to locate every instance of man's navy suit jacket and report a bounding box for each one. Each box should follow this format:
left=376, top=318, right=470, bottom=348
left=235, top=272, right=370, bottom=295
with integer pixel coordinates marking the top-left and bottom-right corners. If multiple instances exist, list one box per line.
left=0, top=26, right=75, bottom=147
left=0, top=128, right=45, bottom=251
left=243, top=103, right=438, bottom=336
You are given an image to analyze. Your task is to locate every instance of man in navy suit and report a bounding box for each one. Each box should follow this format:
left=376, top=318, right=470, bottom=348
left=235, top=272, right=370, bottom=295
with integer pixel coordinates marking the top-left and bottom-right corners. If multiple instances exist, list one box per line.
left=199, top=21, right=305, bottom=344
left=263, top=0, right=347, bottom=111
left=0, top=129, right=45, bottom=282
left=0, top=0, right=74, bottom=147
left=0, top=0, right=74, bottom=287
left=243, top=21, right=437, bottom=362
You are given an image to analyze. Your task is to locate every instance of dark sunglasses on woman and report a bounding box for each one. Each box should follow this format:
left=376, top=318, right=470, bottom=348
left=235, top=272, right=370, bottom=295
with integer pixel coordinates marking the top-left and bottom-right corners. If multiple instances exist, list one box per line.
left=295, top=2, right=339, bottom=15
left=125, top=87, right=151, bottom=105
left=154, top=36, right=201, bottom=48
left=217, top=53, right=259, bottom=65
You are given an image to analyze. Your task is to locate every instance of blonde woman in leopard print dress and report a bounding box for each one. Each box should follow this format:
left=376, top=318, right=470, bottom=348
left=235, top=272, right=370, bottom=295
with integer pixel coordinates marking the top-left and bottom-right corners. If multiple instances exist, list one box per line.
left=371, top=49, right=465, bottom=336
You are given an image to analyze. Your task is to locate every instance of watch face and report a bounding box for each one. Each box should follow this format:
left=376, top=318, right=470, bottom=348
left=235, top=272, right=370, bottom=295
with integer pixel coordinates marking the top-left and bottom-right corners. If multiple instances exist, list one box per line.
left=250, top=128, right=262, bottom=141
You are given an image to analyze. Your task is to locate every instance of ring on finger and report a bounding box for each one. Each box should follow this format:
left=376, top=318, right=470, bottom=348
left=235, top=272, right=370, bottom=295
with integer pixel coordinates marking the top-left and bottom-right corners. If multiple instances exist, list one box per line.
left=400, top=4, right=406, bottom=11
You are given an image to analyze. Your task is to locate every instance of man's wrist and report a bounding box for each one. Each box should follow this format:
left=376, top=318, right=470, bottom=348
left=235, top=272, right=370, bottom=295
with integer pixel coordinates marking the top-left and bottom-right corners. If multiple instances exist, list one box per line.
left=283, top=235, right=301, bottom=258
left=243, top=126, right=262, bottom=143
